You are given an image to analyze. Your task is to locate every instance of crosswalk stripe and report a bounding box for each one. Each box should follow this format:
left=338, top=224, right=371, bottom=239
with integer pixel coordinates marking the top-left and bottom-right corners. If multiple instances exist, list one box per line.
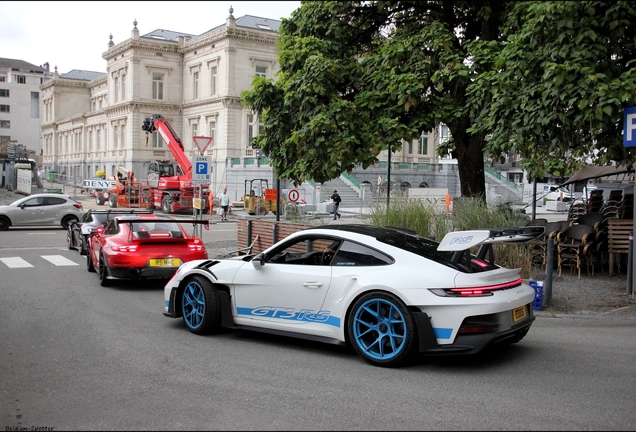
left=0, top=255, right=80, bottom=268
left=0, top=257, right=34, bottom=268
left=41, top=255, right=79, bottom=266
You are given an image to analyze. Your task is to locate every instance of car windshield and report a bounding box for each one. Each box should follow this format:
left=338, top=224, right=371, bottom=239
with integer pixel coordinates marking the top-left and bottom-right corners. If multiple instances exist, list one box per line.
left=92, top=214, right=110, bottom=224
left=132, top=221, right=182, bottom=233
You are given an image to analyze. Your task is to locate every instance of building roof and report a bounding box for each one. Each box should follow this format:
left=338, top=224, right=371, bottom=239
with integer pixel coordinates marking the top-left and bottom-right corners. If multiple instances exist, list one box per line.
left=141, top=14, right=282, bottom=43
left=235, top=15, right=282, bottom=32
left=60, top=70, right=106, bottom=81
left=0, top=57, right=47, bottom=72
left=141, top=29, right=197, bottom=43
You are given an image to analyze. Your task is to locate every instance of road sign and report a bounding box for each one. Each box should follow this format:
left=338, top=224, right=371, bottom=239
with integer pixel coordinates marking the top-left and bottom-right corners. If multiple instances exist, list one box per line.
left=191, top=155, right=211, bottom=185
left=265, top=188, right=277, bottom=201
left=624, top=106, right=636, bottom=147
left=288, top=189, right=300, bottom=202
left=193, top=136, right=213, bottom=155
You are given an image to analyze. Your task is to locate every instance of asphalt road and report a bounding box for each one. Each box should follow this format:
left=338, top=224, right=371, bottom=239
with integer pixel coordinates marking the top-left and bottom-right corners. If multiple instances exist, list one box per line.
left=1, top=227, right=636, bottom=430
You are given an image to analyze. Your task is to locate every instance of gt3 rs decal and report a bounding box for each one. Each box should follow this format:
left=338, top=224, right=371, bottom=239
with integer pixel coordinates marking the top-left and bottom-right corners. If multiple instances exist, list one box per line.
left=236, top=305, right=453, bottom=339
left=448, top=235, right=474, bottom=245
left=237, top=306, right=341, bottom=327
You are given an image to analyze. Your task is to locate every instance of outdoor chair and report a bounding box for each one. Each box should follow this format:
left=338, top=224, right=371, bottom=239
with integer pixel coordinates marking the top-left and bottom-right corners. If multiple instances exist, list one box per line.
left=568, top=202, right=588, bottom=221
left=556, top=224, right=595, bottom=279
left=575, top=212, right=605, bottom=233
left=531, top=221, right=568, bottom=270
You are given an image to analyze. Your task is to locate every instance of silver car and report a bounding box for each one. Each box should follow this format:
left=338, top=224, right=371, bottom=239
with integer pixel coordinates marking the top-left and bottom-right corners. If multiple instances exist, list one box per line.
left=0, top=193, right=84, bottom=230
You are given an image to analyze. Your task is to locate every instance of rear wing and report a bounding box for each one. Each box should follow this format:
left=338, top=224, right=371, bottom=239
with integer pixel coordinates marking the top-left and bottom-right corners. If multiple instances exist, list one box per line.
left=438, top=226, right=545, bottom=272
left=437, top=226, right=544, bottom=252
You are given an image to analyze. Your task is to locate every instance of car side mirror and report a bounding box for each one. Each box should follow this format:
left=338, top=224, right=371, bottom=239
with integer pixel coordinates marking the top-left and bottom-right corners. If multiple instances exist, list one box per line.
left=252, top=253, right=266, bottom=269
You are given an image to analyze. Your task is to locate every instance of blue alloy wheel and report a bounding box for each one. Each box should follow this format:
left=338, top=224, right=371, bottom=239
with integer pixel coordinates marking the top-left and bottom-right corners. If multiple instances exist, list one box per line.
left=181, top=275, right=221, bottom=335
left=348, top=292, right=417, bottom=367
left=182, top=280, right=206, bottom=330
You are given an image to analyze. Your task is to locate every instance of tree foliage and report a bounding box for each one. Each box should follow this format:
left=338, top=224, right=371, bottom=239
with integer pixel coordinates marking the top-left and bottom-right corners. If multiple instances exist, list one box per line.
left=243, top=1, right=509, bottom=198
left=243, top=1, right=636, bottom=195
left=468, top=1, right=636, bottom=179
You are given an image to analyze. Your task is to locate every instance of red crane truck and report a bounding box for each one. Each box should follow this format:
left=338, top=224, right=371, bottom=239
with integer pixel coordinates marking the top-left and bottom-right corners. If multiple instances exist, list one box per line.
left=142, top=114, right=208, bottom=214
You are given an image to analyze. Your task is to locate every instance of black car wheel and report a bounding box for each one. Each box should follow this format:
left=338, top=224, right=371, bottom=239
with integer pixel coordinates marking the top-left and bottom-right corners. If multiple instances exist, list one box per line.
left=108, top=194, right=118, bottom=208
left=80, top=235, right=89, bottom=255
left=347, top=292, right=418, bottom=368
left=61, top=216, right=78, bottom=230
left=99, top=253, right=110, bottom=286
left=87, top=252, right=96, bottom=273
left=161, top=196, right=172, bottom=214
left=0, top=216, right=10, bottom=231
left=66, top=229, right=74, bottom=250
left=96, top=194, right=105, bottom=205
left=181, top=275, right=221, bottom=335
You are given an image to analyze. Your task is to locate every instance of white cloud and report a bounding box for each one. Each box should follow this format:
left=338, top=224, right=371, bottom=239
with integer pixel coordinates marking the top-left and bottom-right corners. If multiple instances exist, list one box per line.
left=0, top=1, right=301, bottom=72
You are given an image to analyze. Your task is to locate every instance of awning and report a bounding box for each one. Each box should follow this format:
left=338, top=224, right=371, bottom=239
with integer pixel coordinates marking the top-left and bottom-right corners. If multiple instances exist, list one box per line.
left=560, top=164, right=634, bottom=187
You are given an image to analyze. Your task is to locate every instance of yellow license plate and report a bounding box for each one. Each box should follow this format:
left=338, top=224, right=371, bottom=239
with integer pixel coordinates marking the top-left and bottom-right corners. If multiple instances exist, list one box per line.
left=149, top=258, right=182, bottom=267
left=512, top=305, right=527, bottom=322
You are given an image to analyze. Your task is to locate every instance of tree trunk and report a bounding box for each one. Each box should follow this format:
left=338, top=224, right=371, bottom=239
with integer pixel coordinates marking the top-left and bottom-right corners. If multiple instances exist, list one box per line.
left=452, top=128, right=486, bottom=200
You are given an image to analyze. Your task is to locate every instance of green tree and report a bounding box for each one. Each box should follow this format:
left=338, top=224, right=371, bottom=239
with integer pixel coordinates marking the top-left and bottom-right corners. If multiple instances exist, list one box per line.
left=468, top=1, right=636, bottom=179
left=243, top=1, right=510, bottom=198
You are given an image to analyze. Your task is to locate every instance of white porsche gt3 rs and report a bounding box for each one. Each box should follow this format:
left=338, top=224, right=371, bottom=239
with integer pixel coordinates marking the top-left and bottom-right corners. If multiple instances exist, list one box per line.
left=163, top=224, right=543, bottom=367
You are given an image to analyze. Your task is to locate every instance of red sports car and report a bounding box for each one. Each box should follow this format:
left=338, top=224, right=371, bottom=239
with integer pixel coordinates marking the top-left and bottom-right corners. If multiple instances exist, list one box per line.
left=87, top=214, right=208, bottom=286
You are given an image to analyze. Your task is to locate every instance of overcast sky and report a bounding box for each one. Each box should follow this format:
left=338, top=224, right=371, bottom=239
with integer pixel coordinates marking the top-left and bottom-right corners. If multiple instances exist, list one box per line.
left=0, top=1, right=301, bottom=73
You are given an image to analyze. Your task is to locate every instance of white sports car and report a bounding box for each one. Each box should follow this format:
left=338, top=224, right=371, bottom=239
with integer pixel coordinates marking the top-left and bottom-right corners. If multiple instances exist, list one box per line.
left=163, top=224, right=543, bottom=367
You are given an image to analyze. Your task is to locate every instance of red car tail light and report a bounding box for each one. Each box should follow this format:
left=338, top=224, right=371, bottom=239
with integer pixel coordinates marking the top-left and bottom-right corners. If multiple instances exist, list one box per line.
left=73, top=203, right=83, bottom=209
left=188, top=242, right=205, bottom=252
left=429, top=278, right=523, bottom=297
left=112, top=245, right=138, bottom=252
left=187, top=238, right=205, bottom=252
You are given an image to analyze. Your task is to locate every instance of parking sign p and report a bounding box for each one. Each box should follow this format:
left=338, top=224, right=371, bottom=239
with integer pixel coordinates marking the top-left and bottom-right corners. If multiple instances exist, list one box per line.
left=624, top=106, right=636, bottom=147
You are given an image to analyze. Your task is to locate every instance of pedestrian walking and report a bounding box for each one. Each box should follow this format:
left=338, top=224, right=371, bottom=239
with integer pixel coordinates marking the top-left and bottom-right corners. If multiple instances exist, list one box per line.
left=331, top=190, right=341, bottom=220
left=219, top=187, right=230, bottom=221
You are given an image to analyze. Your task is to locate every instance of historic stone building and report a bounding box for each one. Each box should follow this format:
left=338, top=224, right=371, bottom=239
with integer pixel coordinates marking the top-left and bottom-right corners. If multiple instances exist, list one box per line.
left=39, top=9, right=463, bottom=204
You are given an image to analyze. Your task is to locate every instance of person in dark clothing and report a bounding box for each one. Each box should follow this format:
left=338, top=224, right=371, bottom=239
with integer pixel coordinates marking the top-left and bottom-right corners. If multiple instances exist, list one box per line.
left=331, top=190, right=342, bottom=220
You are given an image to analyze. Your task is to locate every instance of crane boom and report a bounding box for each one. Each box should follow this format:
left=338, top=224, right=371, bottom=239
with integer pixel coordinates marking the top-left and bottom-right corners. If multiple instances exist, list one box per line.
left=142, top=114, right=192, bottom=175
left=141, top=114, right=207, bottom=214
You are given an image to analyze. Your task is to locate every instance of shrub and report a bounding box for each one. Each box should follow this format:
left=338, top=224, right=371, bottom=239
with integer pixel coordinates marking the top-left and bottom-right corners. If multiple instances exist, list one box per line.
left=369, top=198, right=534, bottom=278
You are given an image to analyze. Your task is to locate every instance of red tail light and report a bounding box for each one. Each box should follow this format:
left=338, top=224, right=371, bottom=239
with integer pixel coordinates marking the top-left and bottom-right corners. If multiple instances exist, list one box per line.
left=73, top=203, right=83, bottom=209
left=188, top=238, right=205, bottom=252
left=112, top=245, right=138, bottom=252
left=429, top=278, right=523, bottom=297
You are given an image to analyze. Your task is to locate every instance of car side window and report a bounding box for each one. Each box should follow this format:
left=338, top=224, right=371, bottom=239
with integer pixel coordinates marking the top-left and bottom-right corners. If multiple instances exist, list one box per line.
left=331, top=241, right=393, bottom=266
left=22, top=197, right=44, bottom=207
left=44, top=197, right=66, bottom=206
left=267, top=236, right=342, bottom=266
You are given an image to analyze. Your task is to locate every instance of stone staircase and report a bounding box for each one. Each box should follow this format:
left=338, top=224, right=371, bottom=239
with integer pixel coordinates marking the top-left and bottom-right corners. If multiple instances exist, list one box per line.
left=484, top=167, right=524, bottom=205
left=318, top=178, right=360, bottom=206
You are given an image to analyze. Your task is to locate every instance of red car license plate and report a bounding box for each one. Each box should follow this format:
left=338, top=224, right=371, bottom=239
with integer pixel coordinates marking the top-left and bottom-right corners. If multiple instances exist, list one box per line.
left=512, top=305, right=527, bottom=322
left=150, top=258, right=182, bottom=267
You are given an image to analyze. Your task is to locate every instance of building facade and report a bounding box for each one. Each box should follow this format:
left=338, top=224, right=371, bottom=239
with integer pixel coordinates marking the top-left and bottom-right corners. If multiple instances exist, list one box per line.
left=0, top=58, right=50, bottom=160
left=39, top=10, right=458, bottom=203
